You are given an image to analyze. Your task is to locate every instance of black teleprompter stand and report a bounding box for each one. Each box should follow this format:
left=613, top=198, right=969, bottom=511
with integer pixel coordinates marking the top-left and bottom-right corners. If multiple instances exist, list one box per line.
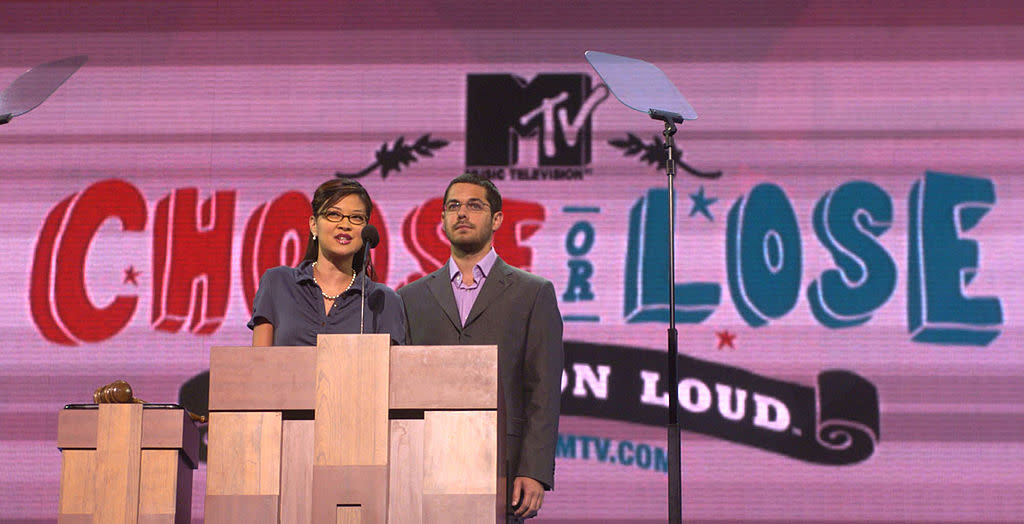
left=586, top=51, right=721, bottom=524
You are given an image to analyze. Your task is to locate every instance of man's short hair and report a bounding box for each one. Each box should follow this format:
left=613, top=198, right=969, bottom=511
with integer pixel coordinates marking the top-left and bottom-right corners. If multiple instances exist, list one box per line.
left=444, top=173, right=502, bottom=213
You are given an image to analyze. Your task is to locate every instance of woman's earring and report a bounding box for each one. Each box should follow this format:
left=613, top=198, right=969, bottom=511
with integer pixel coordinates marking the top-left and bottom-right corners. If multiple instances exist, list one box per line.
left=313, top=234, right=317, bottom=241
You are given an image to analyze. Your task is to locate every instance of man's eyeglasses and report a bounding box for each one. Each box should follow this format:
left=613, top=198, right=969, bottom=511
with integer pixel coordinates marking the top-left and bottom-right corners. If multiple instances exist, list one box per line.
left=443, top=199, right=490, bottom=213
left=321, top=210, right=367, bottom=225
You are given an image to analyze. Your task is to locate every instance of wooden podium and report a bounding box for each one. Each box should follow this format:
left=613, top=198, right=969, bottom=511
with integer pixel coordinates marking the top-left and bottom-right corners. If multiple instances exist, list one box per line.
left=57, top=404, right=200, bottom=523
left=205, top=334, right=505, bottom=523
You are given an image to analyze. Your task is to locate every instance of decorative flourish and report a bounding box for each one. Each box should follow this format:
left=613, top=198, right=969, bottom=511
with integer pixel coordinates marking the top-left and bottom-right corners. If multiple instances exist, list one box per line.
left=335, top=134, right=449, bottom=179
left=608, top=132, right=722, bottom=178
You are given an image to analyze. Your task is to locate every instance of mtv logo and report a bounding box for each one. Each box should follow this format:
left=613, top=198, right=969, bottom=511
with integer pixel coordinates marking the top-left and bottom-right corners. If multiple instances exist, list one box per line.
left=465, top=73, right=607, bottom=167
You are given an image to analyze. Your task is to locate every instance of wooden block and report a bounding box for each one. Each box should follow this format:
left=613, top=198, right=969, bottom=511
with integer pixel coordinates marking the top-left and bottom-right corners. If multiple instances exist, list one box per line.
left=389, top=345, right=497, bottom=410
left=175, top=450, right=195, bottom=524
left=423, top=411, right=496, bottom=496
left=205, top=411, right=282, bottom=496
left=142, top=409, right=200, bottom=468
left=58, top=449, right=95, bottom=516
left=57, top=516, right=91, bottom=524
left=94, top=403, right=144, bottom=523
left=336, top=506, right=362, bottom=524
left=59, top=408, right=200, bottom=468
left=139, top=449, right=179, bottom=516
left=137, top=514, right=175, bottom=524
left=56, top=409, right=97, bottom=449
left=387, top=419, right=424, bottom=524
left=312, top=465, right=388, bottom=524
left=209, top=345, right=316, bottom=411
left=423, top=494, right=499, bottom=523
left=314, top=334, right=389, bottom=466
left=204, top=495, right=280, bottom=523
left=279, top=419, right=314, bottom=524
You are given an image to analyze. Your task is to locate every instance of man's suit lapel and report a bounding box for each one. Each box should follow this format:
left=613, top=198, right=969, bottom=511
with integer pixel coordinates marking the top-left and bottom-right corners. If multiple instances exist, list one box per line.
left=425, top=266, right=462, bottom=331
left=464, top=258, right=513, bottom=329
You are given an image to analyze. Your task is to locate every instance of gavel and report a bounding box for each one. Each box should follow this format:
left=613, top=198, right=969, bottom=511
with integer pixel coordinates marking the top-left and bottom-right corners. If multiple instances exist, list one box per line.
left=93, top=380, right=207, bottom=423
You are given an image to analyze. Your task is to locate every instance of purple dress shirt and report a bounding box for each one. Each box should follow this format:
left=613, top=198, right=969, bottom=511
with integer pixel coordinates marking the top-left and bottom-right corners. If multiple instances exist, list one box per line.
left=448, top=248, right=498, bottom=327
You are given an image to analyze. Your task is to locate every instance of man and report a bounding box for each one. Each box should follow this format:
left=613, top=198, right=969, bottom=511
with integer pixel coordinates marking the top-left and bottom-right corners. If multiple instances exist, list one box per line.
left=399, top=173, right=563, bottom=520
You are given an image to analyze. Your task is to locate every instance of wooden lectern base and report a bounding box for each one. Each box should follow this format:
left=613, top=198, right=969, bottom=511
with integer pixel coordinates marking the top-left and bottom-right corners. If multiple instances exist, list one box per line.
left=57, top=404, right=200, bottom=524
left=206, top=334, right=504, bottom=523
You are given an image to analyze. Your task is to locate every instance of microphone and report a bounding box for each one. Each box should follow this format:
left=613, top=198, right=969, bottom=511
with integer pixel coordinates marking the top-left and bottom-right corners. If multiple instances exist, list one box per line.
left=361, top=224, right=380, bottom=249
left=360, top=225, right=379, bottom=334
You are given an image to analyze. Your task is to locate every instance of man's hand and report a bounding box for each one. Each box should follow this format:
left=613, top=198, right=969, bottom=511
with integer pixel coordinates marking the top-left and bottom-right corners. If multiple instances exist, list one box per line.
left=511, top=476, right=544, bottom=518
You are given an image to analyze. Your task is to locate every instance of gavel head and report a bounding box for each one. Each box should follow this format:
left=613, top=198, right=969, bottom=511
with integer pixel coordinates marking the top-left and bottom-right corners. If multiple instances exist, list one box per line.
left=93, top=380, right=134, bottom=403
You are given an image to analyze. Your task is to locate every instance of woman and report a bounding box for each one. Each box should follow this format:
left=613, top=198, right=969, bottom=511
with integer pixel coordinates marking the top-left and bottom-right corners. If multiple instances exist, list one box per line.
left=248, top=179, right=405, bottom=346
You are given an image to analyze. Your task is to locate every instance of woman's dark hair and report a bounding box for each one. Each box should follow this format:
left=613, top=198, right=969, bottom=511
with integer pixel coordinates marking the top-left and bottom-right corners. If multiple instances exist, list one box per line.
left=302, top=178, right=376, bottom=279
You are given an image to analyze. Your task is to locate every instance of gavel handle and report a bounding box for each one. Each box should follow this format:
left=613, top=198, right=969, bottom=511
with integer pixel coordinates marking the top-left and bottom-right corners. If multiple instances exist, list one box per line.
left=129, top=397, right=207, bottom=423
left=133, top=399, right=207, bottom=424
left=124, top=397, right=208, bottom=424
left=93, top=380, right=207, bottom=424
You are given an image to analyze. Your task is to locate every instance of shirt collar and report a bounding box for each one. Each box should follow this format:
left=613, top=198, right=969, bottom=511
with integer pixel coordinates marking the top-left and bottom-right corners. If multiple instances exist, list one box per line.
left=295, top=260, right=315, bottom=283
left=448, top=247, right=497, bottom=282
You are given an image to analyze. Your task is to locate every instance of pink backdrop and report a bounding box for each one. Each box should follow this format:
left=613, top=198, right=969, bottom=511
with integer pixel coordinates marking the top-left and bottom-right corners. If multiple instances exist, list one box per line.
left=2, top=2, right=1023, bottom=522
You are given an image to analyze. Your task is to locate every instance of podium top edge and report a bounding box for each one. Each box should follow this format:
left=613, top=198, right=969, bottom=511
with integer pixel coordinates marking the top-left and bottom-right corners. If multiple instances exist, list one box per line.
left=63, top=403, right=183, bottom=410
left=209, top=344, right=499, bottom=350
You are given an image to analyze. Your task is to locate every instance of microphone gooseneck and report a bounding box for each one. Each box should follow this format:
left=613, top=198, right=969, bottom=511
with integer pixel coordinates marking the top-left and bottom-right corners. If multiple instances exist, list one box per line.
left=359, top=225, right=380, bottom=334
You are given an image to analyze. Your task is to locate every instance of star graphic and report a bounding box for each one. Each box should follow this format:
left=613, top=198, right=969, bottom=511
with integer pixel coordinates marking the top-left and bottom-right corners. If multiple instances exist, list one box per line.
left=715, top=330, right=736, bottom=350
left=123, top=266, right=141, bottom=286
left=688, top=185, right=718, bottom=221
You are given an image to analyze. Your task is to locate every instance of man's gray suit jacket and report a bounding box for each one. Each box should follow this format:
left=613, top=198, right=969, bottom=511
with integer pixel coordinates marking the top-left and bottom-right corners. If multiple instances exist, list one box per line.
left=398, top=257, right=564, bottom=489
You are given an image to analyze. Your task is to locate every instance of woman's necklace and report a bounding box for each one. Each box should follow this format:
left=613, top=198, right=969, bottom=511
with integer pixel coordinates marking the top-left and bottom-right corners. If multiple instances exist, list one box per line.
left=312, top=262, right=355, bottom=300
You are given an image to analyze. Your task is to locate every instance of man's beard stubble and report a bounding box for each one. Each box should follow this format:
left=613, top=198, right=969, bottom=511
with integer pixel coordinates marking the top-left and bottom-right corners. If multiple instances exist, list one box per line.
left=445, top=223, right=491, bottom=256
